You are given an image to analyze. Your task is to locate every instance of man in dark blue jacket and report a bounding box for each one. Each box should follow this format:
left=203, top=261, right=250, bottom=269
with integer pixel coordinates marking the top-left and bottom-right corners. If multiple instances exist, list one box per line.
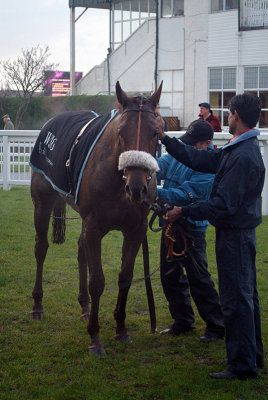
left=157, top=93, right=265, bottom=380
left=157, top=120, right=224, bottom=341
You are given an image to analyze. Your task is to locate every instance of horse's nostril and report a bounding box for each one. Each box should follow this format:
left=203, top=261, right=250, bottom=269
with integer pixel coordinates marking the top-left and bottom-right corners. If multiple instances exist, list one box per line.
left=125, top=185, right=130, bottom=195
left=125, top=183, right=148, bottom=202
left=142, top=186, right=147, bottom=196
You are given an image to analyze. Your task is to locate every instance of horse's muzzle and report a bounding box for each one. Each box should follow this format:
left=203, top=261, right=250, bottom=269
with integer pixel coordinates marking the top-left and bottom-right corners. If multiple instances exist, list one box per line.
left=119, top=150, right=158, bottom=204
left=125, top=175, right=148, bottom=203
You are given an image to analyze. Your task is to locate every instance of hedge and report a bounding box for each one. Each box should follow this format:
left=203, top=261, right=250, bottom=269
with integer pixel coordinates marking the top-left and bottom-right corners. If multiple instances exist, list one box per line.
left=0, top=95, right=117, bottom=130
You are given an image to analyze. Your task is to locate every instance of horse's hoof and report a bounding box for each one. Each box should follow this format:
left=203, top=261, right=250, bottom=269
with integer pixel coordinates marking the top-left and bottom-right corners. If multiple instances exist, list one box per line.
left=30, top=311, right=44, bottom=320
left=80, top=313, right=90, bottom=322
left=114, top=333, right=132, bottom=343
left=88, top=345, right=106, bottom=356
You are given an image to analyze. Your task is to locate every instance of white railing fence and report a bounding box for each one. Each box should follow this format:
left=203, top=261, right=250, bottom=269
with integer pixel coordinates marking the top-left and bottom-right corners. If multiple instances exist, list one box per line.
left=240, top=0, right=268, bottom=29
left=0, top=131, right=37, bottom=190
left=1, top=130, right=268, bottom=215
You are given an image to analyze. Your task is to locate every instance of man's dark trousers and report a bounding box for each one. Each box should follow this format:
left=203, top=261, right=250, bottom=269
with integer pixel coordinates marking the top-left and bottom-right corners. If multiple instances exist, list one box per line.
left=216, top=227, right=263, bottom=375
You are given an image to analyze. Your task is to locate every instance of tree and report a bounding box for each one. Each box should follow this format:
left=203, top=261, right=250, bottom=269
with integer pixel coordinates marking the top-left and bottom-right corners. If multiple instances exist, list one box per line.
left=0, top=45, right=58, bottom=128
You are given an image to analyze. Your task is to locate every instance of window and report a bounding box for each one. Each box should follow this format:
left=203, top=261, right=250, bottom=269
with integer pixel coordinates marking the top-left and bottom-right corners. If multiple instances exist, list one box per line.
left=209, top=66, right=268, bottom=128
left=211, top=0, right=238, bottom=12
left=161, top=0, right=184, bottom=17
left=209, top=68, right=237, bottom=127
left=112, top=0, right=156, bottom=49
left=244, top=66, right=268, bottom=128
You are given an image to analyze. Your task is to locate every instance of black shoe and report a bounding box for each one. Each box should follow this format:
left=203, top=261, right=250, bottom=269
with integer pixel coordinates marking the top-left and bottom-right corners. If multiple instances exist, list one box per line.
left=257, top=361, right=264, bottom=369
left=159, top=326, right=194, bottom=336
left=210, top=369, right=238, bottom=380
left=256, top=355, right=264, bottom=369
left=200, top=333, right=224, bottom=342
left=210, top=368, right=258, bottom=380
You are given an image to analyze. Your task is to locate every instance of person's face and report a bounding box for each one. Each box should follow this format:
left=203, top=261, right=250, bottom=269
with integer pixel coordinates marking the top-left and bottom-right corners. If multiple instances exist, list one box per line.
left=194, top=140, right=211, bottom=150
left=228, top=110, right=236, bottom=135
left=199, top=106, right=210, bottom=117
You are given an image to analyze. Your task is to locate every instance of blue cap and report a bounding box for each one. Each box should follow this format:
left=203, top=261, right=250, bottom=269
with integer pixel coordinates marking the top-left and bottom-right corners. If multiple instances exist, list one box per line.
left=199, top=102, right=211, bottom=109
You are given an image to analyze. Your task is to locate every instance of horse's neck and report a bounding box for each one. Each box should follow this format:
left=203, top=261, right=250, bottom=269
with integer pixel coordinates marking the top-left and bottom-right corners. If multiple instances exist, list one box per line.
left=102, top=121, right=120, bottom=161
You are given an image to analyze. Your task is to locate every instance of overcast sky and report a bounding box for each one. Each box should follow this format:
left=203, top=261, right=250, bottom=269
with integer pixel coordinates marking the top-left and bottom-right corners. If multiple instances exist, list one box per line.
left=0, top=0, right=109, bottom=76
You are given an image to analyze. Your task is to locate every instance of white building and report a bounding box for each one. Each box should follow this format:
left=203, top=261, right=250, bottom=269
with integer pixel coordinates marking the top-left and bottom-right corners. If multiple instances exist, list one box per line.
left=69, top=0, right=268, bottom=129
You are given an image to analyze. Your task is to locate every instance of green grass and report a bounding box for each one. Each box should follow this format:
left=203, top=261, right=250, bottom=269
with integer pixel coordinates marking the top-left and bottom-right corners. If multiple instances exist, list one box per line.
left=0, top=186, right=267, bottom=400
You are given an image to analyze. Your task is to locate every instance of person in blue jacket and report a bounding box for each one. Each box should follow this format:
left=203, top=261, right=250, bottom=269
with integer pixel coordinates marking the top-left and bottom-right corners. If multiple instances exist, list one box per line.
left=157, top=93, right=265, bottom=380
left=157, top=119, right=224, bottom=341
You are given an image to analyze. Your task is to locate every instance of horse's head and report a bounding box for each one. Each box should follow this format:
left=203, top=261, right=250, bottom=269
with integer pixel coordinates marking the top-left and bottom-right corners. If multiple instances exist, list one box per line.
left=116, top=81, right=162, bottom=204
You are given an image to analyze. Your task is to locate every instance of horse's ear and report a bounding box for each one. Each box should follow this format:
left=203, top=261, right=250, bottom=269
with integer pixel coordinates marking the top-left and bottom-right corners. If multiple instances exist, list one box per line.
left=116, top=81, right=129, bottom=108
left=149, top=81, right=163, bottom=107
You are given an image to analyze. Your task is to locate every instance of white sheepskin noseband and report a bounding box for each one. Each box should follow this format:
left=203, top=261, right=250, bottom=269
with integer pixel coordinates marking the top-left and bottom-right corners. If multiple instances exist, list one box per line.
left=118, top=150, right=159, bottom=172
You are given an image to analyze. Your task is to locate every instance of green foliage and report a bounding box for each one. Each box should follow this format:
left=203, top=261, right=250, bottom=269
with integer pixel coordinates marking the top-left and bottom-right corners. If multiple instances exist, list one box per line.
left=64, top=95, right=117, bottom=115
left=0, top=95, right=117, bottom=130
left=0, top=97, right=20, bottom=129
left=0, top=187, right=267, bottom=400
left=20, top=96, right=50, bottom=130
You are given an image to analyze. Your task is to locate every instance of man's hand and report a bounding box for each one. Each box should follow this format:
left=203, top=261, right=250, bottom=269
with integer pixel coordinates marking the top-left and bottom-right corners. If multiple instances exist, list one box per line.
left=156, top=114, right=166, bottom=141
left=167, top=206, right=182, bottom=223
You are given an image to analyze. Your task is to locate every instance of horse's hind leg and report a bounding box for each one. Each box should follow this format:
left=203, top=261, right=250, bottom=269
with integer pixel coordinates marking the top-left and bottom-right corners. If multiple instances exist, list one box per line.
left=30, top=174, right=57, bottom=319
left=31, top=203, right=52, bottom=319
left=78, top=234, right=90, bottom=321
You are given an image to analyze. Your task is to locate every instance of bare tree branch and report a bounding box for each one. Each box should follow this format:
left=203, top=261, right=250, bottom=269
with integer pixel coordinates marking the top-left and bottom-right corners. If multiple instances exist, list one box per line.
left=0, top=44, right=58, bottom=127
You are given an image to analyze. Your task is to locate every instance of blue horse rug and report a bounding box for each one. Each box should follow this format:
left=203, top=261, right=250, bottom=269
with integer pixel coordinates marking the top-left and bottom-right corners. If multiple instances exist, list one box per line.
left=29, top=109, right=118, bottom=203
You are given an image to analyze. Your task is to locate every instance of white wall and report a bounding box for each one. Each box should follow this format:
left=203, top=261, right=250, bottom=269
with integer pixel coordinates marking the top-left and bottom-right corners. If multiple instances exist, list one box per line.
left=109, top=19, right=156, bottom=92
left=158, top=17, right=184, bottom=120
left=240, top=28, right=268, bottom=65
left=184, top=0, right=210, bottom=125
left=208, top=10, right=268, bottom=67
left=208, top=11, right=238, bottom=67
left=77, top=18, right=156, bottom=96
left=76, top=2, right=268, bottom=129
left=78, top=63, right=108, bottom=95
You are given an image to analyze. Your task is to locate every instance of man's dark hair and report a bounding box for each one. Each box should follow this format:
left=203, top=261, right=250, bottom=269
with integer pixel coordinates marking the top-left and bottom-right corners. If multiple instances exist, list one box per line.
left=229, top=93, right=262, bottom=128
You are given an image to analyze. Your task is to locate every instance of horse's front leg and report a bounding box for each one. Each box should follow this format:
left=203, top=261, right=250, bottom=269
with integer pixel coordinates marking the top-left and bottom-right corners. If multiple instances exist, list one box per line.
left=114, top=229, right=145, bottom=342
left=82, top=219, right=106, bottom=356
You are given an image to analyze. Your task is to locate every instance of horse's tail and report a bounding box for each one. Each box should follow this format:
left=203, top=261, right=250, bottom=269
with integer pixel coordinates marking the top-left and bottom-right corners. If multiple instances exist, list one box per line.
left=52, top=198, right=66, bottom=244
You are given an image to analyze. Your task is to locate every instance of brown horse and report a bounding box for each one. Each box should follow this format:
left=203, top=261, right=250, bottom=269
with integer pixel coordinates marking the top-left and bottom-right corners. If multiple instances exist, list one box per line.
left=30, top=81, right=162, bottom=355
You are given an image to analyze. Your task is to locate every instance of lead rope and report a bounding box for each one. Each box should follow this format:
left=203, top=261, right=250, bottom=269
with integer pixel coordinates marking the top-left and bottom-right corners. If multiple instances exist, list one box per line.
left=164, top=222, right=189, bottom=260
left=142, top=236, right=156, bottom=333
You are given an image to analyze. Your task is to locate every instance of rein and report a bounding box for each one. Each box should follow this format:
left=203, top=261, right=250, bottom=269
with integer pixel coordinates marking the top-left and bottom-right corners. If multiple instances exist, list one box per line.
left=149, top=201, right=195, bottom=262
left=163, top=221, right=191, bottom=261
